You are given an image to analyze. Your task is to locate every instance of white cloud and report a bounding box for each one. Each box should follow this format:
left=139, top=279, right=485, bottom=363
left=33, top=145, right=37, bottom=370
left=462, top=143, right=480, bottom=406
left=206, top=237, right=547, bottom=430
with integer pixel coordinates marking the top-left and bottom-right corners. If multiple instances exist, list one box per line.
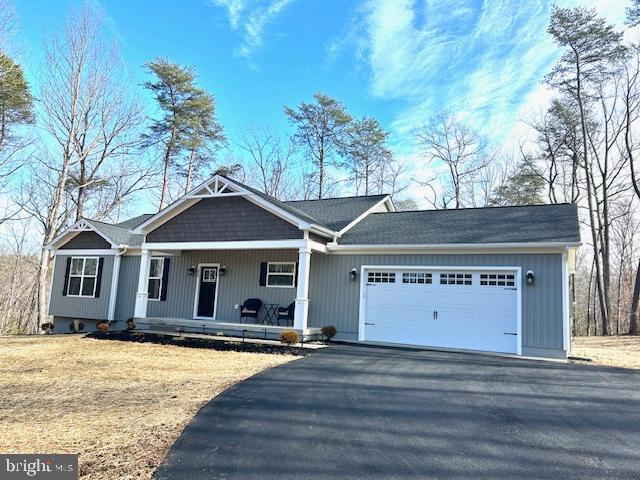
left=209, top=0, right=294, bottom=60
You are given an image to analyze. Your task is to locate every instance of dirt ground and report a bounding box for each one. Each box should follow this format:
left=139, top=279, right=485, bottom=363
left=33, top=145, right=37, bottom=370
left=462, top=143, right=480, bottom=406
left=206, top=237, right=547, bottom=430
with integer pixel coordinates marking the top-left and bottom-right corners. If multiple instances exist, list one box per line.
left=571, top=335, right=640, bottom=369
left=0, top=335, right=295, bottom=479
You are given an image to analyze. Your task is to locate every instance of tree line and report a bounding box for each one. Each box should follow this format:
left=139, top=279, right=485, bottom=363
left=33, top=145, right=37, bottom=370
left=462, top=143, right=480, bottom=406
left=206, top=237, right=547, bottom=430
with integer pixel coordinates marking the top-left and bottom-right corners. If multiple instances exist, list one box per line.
left=0, top=1, right=638, bottom=337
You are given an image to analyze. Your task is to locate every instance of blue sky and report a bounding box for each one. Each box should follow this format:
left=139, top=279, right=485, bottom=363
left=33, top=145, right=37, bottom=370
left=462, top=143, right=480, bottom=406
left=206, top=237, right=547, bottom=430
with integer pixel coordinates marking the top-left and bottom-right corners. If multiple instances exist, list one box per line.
left=13, top=0, right=631, bottom=202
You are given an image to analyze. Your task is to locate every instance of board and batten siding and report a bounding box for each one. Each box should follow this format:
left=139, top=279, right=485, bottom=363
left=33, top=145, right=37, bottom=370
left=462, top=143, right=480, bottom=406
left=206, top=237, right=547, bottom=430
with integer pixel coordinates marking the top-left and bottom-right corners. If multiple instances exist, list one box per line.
left=146, top=196, right=303, bottom=243
left=114, top=255, right=140, bottom=322
left=307, top=253, right=564, bottom=355
left=48, top=253, right=114, bottom=320
left=146, top=249, right=299, bottom=321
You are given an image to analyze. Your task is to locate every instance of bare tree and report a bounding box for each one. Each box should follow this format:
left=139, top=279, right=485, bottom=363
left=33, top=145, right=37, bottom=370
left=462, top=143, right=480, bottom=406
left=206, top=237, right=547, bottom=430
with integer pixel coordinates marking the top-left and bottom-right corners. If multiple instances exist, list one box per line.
left=546, top=6, right=627, bottom=334
left=238, top=125, right=295, bottom=198
left=26, top=4, right=150, bottom=328
left=415, top=111, right=491, bottom=209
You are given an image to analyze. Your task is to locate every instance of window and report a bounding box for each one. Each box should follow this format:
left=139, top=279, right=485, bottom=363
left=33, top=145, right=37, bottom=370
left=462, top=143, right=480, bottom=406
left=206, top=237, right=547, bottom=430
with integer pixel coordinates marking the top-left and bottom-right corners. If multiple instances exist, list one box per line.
left=402, top=272, right=432, bottom=284
left=202, top=267, right=217, bottom=283
left=68, top=257, right=98, bottom=297
left=440, top=272, right=472, bottom=285
left=148, top=257, right=164, bottom=300
left=367, top=271, right=396, bottom=283
left=266, top=262, right=296, bottom=287
left=480, top=273, right=515, bottom=287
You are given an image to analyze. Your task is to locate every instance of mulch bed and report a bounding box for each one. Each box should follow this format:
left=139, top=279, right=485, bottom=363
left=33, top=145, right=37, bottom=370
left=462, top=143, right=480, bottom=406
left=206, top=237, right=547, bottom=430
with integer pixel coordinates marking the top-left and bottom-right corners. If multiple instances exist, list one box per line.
left=87, top=330, right=312, bottom=356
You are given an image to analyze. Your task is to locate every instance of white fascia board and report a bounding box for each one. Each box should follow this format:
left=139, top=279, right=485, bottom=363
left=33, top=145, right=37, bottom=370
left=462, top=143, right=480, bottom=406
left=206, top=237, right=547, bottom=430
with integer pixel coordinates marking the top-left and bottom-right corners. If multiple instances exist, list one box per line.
left=142, top=240, right=309, bottom=251
left=326, top=241, right=582, bottom=254
left=51, top=248, right=120, bottom=256
left=336, top=195, right=392, bottom=237
left=308, top=224, right=337, bottom=238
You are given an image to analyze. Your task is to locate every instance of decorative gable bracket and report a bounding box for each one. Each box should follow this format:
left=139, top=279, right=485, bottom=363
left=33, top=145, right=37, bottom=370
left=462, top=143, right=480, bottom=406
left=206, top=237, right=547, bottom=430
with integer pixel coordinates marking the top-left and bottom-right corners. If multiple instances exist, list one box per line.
left=188, top=177, right=249, bottom=199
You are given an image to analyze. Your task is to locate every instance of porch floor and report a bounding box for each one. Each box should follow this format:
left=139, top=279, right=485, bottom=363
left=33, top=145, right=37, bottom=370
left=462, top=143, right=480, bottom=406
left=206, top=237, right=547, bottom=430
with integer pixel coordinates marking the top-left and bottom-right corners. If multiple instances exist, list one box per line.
left=135, top=317, right=322, bottom=338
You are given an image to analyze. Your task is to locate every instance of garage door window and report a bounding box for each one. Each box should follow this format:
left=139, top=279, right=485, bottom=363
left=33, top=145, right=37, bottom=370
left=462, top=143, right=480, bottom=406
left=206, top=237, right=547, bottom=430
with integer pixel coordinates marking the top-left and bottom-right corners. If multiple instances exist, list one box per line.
left=402, top=272, right=432, bottom=284
left=367, top=272, right=396, bottom=283
left=480, top=273, right=515, bottom=287
left=440, top=273, right=472, bottom=285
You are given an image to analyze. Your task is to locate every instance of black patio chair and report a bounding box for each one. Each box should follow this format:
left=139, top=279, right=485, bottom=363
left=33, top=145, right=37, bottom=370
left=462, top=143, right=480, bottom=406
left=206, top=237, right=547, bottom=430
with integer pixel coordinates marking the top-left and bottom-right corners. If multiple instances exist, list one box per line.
left=277, top=302, right=295, bottom=327
left=240, top=298, right=262, bottom=323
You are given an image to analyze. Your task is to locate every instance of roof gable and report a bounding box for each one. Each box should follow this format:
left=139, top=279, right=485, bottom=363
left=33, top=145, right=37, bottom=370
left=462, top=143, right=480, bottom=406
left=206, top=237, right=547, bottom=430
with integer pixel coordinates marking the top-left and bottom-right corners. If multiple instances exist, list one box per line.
left=145, top=196, right=304, bottom=243
left=285, top=195, right=391, bottom=232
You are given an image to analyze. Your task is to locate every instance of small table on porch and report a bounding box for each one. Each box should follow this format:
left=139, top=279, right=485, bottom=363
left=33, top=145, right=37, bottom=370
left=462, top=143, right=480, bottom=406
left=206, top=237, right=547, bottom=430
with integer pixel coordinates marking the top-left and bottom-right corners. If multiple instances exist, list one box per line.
left=262, top=303, right=279, bottom=325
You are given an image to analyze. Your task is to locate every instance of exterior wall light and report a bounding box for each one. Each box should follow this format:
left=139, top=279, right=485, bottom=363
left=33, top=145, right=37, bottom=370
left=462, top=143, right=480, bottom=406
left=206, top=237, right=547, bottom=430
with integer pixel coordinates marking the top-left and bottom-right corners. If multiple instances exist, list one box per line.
left=187, top=266, right=196, bottom=276
left=526, top=270, right=535, bottom=286
left=219, top=266, right=227, bottom=276
left=350, top=268, right=358, bottom=281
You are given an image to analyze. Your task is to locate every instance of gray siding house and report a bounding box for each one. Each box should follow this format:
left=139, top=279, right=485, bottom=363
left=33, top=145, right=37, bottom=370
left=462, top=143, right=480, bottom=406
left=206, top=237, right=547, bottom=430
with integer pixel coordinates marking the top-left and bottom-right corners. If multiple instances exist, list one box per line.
left=47, top=174, right=580, bottom=359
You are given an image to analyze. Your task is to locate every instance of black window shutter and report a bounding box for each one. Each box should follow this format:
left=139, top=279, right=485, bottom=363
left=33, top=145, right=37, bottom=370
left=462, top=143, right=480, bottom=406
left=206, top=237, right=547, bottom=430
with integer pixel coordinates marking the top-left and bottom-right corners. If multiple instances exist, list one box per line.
left=295, top=262, right=299, bottom=287
left=62, top=257, right=72, bottom=296
left=259, top=262, right=267, bottom=286
left=160, top=257, right=170, bottom=301
left=94, top=258, right=104, bottom=298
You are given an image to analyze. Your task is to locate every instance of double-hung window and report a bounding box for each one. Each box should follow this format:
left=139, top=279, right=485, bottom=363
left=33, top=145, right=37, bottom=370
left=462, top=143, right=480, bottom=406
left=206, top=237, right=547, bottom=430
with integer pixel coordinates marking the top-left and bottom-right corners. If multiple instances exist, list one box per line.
left=266, top=262, right=296, bottom=288
left=68, top=257, right=99, bottom=298
left=148, top=257, right=164, bottom=300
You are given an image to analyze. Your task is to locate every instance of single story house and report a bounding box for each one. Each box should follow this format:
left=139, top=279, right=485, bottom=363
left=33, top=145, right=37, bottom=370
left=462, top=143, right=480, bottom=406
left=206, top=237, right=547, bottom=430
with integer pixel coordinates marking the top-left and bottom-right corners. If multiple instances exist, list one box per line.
left=47, top=174, right=580, bottom=359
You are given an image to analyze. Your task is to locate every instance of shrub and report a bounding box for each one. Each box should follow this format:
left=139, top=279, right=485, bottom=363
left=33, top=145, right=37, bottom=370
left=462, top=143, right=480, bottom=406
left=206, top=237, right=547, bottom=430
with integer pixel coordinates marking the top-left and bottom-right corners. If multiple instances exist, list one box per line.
left=279, top=330, right=299, bottom=346
left=321, top=325, right=337, bottom=341
left=96, top=321, right=109, bottom=332
left=126, top=318, right=136, bottom=330
left=41, top=322, right=54, bottom=332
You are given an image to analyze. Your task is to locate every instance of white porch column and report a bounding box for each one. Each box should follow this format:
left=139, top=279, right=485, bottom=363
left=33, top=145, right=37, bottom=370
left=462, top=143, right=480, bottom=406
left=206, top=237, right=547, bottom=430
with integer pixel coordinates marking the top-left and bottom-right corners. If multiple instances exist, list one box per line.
left=134, top=249, right=151, bottom=318
left=107, top=253, right=122, bottom=321
left=294, top=247, right=311, bottom=332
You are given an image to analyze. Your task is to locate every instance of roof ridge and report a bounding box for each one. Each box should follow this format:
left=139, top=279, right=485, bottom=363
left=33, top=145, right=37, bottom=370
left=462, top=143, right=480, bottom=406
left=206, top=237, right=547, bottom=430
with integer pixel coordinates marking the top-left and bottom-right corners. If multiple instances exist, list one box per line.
left=285, top=193, right=389, bottom=203
left=370, top=203, right=575, bottom=214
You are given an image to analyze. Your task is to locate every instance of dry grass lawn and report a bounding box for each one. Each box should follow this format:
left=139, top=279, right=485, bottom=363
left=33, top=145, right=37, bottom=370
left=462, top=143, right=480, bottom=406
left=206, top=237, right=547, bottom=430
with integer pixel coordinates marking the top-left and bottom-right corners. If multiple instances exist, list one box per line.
left=571, top=336, right=640, bottom=369
left=0, top=335, right=295, bottom=479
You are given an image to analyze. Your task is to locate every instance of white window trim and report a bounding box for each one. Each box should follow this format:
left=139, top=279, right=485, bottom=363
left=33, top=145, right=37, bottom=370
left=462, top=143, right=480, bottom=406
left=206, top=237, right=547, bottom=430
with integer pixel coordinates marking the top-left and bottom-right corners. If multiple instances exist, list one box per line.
left=266, top=261, right=296, bottom=288
left=67, top=256, right=99, bottom=298
left=147, top=256, right=164, bottom=301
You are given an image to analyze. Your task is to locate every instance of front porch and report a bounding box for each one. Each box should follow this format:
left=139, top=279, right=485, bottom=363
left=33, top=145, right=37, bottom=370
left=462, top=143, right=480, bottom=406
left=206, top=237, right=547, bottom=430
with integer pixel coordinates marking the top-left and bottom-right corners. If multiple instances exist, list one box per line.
left=136, top=316, right=323, bottom=342
left=132, top=240, right=326, bottom=336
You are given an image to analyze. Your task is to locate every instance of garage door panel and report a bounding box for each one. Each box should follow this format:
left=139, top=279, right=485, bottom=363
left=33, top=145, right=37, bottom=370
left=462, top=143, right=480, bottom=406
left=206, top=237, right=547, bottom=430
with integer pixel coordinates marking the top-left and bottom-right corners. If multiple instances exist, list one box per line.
left=363, top=269, right=518, bottom=354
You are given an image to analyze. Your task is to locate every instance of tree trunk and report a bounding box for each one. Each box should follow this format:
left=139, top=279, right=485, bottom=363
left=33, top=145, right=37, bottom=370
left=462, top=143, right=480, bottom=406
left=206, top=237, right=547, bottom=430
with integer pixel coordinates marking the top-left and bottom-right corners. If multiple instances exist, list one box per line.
left=630, top=259, right=640, bottom=335
left=159, top=148, right=171, bottom=210
left=576, top=66, right=609, bottom=334
left=185, top=148, right=195, bottom=194
left=37, top=248, right=51, bottom=332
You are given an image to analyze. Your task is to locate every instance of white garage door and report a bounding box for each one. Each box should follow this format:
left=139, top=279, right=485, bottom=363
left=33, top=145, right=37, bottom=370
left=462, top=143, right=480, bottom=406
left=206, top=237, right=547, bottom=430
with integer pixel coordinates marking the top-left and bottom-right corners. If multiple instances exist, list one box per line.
left=363, top=269, right=519, bottom=354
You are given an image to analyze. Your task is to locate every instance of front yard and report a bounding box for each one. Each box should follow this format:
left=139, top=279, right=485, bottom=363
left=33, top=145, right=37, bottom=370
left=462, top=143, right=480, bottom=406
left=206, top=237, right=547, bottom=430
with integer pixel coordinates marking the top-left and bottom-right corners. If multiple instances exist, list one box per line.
left=0, top=335, right=295, bottom=479
left=571, top=335, right=640, bottom=369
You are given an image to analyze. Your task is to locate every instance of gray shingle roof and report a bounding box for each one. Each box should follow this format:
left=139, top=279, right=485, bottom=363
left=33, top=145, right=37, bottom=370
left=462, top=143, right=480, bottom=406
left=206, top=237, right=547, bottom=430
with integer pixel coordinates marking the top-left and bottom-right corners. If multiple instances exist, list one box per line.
left=338, top=203, right=580, bottom=245
left=225, top=176, right=389, bottom=231
left=284, top=195, right=389, bottom=231
left=86, top=217, right=149, bottom=246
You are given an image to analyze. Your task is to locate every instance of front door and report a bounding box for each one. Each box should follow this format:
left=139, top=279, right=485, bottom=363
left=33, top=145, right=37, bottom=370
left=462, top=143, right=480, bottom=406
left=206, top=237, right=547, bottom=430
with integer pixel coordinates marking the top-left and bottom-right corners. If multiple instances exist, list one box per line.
left=196, top=266, right=218, bottom=318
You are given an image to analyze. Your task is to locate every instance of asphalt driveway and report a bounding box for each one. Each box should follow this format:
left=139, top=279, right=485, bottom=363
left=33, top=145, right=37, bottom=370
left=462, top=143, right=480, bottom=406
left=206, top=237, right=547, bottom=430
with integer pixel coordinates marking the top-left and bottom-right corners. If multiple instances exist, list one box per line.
left=154, top=345, right=640, bottom=480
